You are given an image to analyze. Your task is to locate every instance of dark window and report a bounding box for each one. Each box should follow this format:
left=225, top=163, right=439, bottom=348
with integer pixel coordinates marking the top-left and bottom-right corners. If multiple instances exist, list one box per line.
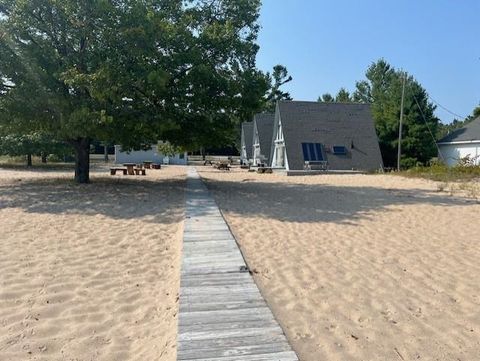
left=332, top=146, right=347, bottom=155
left=302, top=143, right=310, bottom=161
left=302, top=143, right=324, bottom=161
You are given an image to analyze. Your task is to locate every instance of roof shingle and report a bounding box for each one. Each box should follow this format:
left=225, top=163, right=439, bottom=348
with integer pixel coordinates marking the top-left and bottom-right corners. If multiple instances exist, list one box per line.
left=438, top=116, right=480, bottom=143
left=275, top=101, right=383, bottom=171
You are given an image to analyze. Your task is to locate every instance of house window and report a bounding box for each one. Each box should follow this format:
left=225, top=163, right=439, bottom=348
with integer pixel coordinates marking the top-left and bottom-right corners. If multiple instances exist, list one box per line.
left=302, top=143, right=324, bottom=161
left=332, top=146, right=347, bottom=155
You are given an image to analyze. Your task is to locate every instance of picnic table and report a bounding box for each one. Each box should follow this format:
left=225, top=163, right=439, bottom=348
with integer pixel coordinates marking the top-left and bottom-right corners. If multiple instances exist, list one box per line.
left=143, top=161, right=152, bottom=169
left=110, top=167, right=127, bottom=175
left=123, top=163, right=136, bottom=175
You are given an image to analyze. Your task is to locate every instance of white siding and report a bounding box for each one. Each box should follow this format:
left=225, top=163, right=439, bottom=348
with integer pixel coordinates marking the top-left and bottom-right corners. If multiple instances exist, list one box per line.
left=114, top=145, right=187, bottom=165
left=438, top=142, right=480, bottom=166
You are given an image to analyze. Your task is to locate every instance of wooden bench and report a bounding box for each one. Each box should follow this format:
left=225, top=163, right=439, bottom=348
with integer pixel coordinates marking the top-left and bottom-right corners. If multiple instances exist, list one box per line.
left=151, top=163, right=161, bottom=169
left=134, top=168, right=146, bottom=176
left=304, top=161, right=328, bottom=171
left=110, top=167, right=127, bottom=175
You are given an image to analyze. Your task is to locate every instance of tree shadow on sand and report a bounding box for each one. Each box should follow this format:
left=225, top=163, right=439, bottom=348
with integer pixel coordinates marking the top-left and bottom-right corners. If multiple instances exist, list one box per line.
left=200, top=177, right=478, bottom=225
left=0, top=176, right=186, bottom=224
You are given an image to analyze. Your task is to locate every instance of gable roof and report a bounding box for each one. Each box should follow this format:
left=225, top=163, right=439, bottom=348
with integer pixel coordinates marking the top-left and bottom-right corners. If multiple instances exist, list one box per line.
left=241, top=122, right=253, bottom=159
left=274, top=101, right=383, bottom=171
left=253, top=112, right=275, bottom=163
left=438, top=116, right=480, bottom=143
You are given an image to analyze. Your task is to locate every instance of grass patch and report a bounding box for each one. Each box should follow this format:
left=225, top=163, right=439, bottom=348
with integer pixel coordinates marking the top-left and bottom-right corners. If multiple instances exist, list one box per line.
left=0, top=155, right=75, bottom=170
left=398, top=164, right=480, bottom=182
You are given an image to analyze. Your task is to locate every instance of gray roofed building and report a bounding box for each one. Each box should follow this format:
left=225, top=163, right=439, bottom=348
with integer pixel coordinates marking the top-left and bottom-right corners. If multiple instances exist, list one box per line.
left=438, top=116, right=480, bottom=143
left=240, top=121, right=253, bottom=162
left=270, top=101, right=383, bottom=171
left=252, top=112, right=275, bottom=165
left=437, top=116, right=480, bottom=166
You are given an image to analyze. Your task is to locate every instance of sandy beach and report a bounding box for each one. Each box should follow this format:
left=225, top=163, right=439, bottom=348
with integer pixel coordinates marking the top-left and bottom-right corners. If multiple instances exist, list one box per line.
left=0, top=165, right=186, bottom=361
left=198, top=167, right=480, bottom=361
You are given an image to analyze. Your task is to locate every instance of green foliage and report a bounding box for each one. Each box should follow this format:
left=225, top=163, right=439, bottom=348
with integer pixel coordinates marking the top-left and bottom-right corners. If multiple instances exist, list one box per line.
left=0, top=131, right=71, bottom=165
left=265, top=64, right=293, bottom=111
left=0, top=0, right=267, bottom=181
left=316, top=59, right=439, bottom=168
left=353, top=59, right=440, bottom=168
left=156, top=141, right=183, bottom=157
left=400, top=163, right=480, bottom=182
left=335, top=88, right=352, bottom=102
left=318, top=93, right=334, bottom=102
left=437, top=105, right=480, bottom=140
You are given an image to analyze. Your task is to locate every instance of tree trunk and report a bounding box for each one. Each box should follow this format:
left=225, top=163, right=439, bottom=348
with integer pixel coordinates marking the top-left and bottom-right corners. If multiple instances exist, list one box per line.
left=26, top=153, right=32, bottom=167
left=71, top=138, right=90, bottom=183
left=41, top=153, right=47, bottom=163
left=103, top=144, right=109, bottom=162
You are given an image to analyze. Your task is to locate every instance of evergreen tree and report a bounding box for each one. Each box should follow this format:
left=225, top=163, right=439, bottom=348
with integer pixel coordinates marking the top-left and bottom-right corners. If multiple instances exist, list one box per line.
left=265, top=65, right=293, bottom=111
left=354, top=59, right=439, bottom=168
left=335, top=88, right=352, bottom=102
left=318, top=93, right=334, bottom=102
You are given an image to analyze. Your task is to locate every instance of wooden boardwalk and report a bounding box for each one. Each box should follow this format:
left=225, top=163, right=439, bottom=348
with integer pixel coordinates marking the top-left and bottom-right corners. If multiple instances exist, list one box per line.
left=177, top=168, right=298, bottom=361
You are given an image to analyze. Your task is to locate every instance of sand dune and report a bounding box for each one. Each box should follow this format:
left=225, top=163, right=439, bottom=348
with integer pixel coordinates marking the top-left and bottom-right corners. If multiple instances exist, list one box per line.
left=198, top=167, right=480, bottom=361
left=0, top=166, right=186, bottom=361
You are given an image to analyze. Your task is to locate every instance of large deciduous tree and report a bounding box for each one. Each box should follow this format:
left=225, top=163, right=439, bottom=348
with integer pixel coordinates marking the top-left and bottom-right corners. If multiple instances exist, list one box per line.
left=0, top=0, right=266, bottom=182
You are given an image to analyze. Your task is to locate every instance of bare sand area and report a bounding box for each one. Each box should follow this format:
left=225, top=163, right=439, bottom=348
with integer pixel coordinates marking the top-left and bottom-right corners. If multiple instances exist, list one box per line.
left=0, top=165, right=186, bottom=361
left=198, top=167, right=480, bottom=361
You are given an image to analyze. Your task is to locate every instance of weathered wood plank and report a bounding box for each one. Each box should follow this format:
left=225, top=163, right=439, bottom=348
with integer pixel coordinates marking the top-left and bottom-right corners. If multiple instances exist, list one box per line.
left=178, top=333, right=290, bottom=351
left=183, top=232, right=234, bottom=241
left=179, top=307, right=274, bottom=327
left=177, top=342, right=293, bottom=360
left=179, top=292, right=264, bottom=305
left=177, top=168, right=298, bottom=361
left=179, top=319, right=282, bottom=334
left=179, top=298, right=266, bottom=313
left=197, top=352, right=297, bottom=361
left=182, top=255, right=245, bottom=266
left=189, top=351, right=299, bottom=361
left=178, top=326, right=283, bottom=341
left=180, top=272, right=252, bottom=286
left=181, top=265, right=245, bottom=275
left=180, top=284, right=258, bottom=295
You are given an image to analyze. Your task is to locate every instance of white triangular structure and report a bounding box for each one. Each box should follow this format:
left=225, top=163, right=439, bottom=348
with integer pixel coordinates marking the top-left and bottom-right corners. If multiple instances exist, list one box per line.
left=252, top=121, right=262, bottom=165
left=271, top=110, right=289, bottom=169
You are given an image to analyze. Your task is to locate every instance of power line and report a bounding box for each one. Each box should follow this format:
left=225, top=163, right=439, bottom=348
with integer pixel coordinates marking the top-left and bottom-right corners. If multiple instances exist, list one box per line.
left=412, top=95, right=445, bottom=162
left=427, top=95, right=468, bottom=120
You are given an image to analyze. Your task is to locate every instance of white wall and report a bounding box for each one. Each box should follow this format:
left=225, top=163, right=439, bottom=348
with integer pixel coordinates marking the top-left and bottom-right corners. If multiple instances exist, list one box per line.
left=114, top=145, right=187, bottom=165
left=438, top=142, right=480, bottom=166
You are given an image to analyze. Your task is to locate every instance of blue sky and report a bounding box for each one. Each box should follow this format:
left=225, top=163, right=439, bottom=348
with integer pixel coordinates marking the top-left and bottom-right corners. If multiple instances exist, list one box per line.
left=256, top=0, right=479, bottom=124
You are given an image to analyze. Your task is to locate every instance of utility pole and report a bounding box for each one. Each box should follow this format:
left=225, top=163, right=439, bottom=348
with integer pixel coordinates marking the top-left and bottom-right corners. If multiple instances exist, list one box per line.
left=397, top=73, right=406, bottom=171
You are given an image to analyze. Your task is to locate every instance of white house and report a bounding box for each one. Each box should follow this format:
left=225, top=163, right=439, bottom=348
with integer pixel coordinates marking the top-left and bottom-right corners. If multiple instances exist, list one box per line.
left=114, top=143, right=188, bottom=165
left=437, top=116, right=480, bottom=166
